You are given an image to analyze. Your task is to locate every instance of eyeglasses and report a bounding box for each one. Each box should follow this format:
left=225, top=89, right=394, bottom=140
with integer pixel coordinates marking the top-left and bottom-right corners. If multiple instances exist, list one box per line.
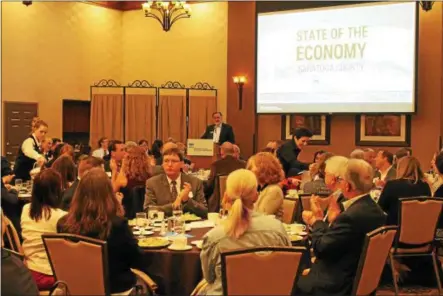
left=164, top=159, right=181, bottom=164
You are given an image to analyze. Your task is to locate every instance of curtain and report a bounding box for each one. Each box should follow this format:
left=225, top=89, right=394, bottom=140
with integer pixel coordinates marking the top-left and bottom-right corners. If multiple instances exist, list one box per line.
left=90, top=94, right=123, bottom=148
left=158, top=95, right=186, bottom=143
left=125, top=94, right=156, bottom=144
left=188, top=96, right=217, bottom=139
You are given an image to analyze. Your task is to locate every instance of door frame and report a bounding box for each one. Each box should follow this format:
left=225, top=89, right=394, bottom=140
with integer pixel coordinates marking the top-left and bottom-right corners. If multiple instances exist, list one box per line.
left=2, top=101, right=39, bottom=157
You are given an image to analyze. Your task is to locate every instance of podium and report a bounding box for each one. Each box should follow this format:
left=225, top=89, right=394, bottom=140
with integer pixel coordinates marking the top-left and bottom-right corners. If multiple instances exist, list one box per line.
left=187, top=139, right=220, bottom=170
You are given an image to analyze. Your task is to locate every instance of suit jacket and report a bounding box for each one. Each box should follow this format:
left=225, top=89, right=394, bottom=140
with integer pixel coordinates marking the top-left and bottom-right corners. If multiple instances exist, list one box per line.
left=378, top=178, right=431, bottom=225
left=374, top=166, right=397, bottom=182
left=61, top=179, right=80, bottom=211
left=2, top=248, right=39, bottom=296
left=205, top=156, right=246, bottom=212
left=297, top=194, right=386, bottom=296
left=201, top=123, right=235, bottom=144
left=277, top=140, right=310, bottom=177
left=144, top=173, right=208, bottom=218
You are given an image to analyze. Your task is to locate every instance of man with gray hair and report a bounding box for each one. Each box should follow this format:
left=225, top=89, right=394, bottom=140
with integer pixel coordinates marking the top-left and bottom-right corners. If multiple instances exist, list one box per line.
left=205, top=142, right=246, bottom=212
left=297, top=159, right=386, bottom=296
left=350, top=149, right=365, bottom=160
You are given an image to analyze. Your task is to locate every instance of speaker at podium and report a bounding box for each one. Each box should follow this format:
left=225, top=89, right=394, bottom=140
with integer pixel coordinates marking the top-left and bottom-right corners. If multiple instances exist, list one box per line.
left=187, top=139, right=220, bottom=170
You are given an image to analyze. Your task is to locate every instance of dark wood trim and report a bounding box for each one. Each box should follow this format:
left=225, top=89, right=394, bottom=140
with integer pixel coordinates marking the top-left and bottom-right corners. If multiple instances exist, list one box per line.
left=355, top=114, right=411, bottom=147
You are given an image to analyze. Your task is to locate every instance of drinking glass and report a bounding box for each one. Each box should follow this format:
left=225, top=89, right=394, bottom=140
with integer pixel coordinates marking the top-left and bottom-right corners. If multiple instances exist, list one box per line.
left=148, top=206, right=159, bottom=221
left=172, top=204, right=183, bottom=220
left=136, top=212, right=147, bottom=237
left=15, top=179, right=23, bottom=191
left=174, top=218, right=185, bottom=235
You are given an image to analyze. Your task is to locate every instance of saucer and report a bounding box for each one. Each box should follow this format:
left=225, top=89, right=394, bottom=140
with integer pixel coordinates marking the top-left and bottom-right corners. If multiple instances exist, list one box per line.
left=168, top=244, right=193, bottom=251
left=133, top=231, right=154, bottom=236
left=191, top=240, right=203, bottom=249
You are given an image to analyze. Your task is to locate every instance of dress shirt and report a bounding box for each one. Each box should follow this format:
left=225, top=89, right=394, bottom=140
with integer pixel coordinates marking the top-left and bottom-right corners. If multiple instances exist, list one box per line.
left=342, top=193, right=367, bottom=211
left=22, top=134, right=42, bottom=161
left=212, top=124, right=222, bottom=143
left=379, top=166, right=393, bottom=181
left=167, top=175, right=181, bottom=200
left=92, top=148, right=108, bottom=159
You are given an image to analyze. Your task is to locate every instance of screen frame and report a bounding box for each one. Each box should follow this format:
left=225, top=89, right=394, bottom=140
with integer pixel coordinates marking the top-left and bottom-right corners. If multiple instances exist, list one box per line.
left=254, top=1, right=419, bottom=115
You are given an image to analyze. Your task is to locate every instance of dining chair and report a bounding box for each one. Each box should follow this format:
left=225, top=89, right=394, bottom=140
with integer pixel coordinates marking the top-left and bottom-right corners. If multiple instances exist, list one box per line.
left=282, top=198, right=298, bottom=224
left=221, top=246, right=305, bottom=296
left=389, top=197, right=443, bottom=295
left=3, top=214, right=23, bottom=256
left=351, top=226, right=398, bottom=296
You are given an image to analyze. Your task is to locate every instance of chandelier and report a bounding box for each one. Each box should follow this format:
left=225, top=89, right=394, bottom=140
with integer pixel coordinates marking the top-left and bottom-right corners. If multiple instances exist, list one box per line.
left=142, top=1, right=191, bottom=32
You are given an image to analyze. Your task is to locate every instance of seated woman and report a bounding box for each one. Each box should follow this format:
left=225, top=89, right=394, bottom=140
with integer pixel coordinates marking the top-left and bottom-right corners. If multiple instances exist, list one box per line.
left=247, top=152, right=285, bottom=219
left=57, top=168, right=144, bottom=294
left=21, top=169, right=67, bottom=290
left=303, top=152, right=334, bottom=195
left=51, top=155, right=76, bottom=191
left=378, top=156, right=431, bottom=226
left=199, top=169, right=291, bottom=295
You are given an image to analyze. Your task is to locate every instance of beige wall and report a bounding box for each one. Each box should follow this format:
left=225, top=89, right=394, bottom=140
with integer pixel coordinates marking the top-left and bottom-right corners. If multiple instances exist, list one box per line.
left=2, top=1, right=228, bottom=144
left=2, top=2, right=122, bottom=140
left=122, top=2, right=228, bottom=118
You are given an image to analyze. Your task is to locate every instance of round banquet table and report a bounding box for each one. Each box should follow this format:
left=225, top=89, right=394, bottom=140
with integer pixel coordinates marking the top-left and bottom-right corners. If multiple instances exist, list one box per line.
left=140, top=226, right=311, bottom=296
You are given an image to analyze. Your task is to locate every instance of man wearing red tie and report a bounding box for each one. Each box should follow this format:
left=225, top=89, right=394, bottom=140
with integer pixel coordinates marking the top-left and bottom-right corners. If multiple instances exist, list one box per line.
left=201, top=112, right=235, bottom=145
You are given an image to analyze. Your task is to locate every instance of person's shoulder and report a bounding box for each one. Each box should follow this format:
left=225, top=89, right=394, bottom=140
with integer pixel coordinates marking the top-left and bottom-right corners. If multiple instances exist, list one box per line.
left=182, top=173, right=201, bottom=184
left=250, top=214, right=286, bottom=233
left=146, top=174, right=164, bottom=185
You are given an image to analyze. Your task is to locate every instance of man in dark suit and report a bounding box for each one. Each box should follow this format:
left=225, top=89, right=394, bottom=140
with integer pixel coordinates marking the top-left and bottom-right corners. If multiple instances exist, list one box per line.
left=61, top=156, right=104, bottom=211
left=144, top=147, right=208, bottom=218
left=205, top=142, right=246, bottom=212
left=103, top=140, right=126, bottom=173
left=201, top=112, right=235, bottom=145
left=277, top=127, right=313, bottom=177
left=374, top=150, right=396, bottom=187
left=297, top=159, right=386, bottom=296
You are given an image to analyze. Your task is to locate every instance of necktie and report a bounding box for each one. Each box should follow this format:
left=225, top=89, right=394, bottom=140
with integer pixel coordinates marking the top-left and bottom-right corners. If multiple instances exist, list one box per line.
left=171, top=180, right=178, bottom=200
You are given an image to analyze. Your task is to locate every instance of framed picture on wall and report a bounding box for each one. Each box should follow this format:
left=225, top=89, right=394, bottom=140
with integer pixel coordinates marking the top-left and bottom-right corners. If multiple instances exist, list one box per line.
left=355, top=114, right=411, bottom=147
left=282, top=114, right=331, bottom=145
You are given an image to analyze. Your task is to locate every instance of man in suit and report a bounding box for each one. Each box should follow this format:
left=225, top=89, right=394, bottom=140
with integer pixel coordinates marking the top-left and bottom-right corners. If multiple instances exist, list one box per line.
left=61, top=156, right=104, bottom=211
left=144, top=147, right=208, bottom=218
left=103, top=140, right=126, bottom=173
left=205, top=142, right=246, bottom=212
left=374, top=150, right=396, bottom=187
left=201, top=112, right=235, bottom=145
left=297, top=159, right=386, bottom=296
left=277, top=127, right=313, bottom=177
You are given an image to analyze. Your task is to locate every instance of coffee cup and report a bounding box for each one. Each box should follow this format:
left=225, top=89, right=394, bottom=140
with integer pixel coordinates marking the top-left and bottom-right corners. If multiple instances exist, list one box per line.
left=172, top=234, right=187, bottom=248
left=208, top=212, right=220, bottom=225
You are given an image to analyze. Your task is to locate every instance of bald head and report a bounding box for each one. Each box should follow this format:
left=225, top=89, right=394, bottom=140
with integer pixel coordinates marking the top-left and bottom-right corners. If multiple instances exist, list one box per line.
left=233, top=144, right=240, bottom=159
left=220, top=142, right=234, bottom=158
left=350, top=149, right=365, bottom=160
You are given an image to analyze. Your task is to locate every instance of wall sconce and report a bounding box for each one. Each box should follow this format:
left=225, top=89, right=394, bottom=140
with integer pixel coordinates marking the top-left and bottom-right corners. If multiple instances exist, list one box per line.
left=22, top=1, right=32, bottom=6
left=419, top=1, right=434, bottom=11
left=233, top=76, right=246, bottom=110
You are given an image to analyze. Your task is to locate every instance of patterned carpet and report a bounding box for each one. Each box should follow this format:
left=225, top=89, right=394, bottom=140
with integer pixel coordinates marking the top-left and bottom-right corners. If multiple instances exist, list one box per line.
left=377, top=284, right=440, bottom=295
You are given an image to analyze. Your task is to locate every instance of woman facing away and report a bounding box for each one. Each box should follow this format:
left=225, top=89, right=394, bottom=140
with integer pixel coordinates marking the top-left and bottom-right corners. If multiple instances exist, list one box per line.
left=57, top=168, right=144, bottom=294
left=247, top=152, right=285, bottom=219
left=21, top=169, right=67, bottom=290
left=199, top=169, right=291, bottom=295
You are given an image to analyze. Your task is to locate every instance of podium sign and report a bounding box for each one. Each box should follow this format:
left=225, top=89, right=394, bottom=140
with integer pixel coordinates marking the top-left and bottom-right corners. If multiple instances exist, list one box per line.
left=187, top=139, right=214, bottom=156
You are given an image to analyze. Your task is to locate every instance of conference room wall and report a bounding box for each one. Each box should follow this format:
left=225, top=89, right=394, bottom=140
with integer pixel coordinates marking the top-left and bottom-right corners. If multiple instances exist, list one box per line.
left=1, top=1, right=123, bottom=144
left=121, top=2, right=228, bottom=125
left=228, top=1, right=443, bottom=167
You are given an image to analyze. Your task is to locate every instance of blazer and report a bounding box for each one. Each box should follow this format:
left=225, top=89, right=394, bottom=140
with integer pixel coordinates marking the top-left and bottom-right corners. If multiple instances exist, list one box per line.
left=57, top=216, right=145, bottom=294
left=61, top=179, right=80, bottom=211
left=254, top=184, right=284, bottom=219
left=205, top=155, right=246, bottom=212
left=297, top=194, right=386, bottom=296
left=144, top=173, right=208, bottom=218
left=378, top=178, right=431, bottom=226
left=201, top=123, right=235, bottom=144
left=374, top=166, right=397, bottom=182
left=277, top=139, right=310, bottom=177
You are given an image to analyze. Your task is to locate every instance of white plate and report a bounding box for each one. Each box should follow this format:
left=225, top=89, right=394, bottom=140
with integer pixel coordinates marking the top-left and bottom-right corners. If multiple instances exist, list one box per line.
left=18, top=193, right=32, bottom=198
left=133, top=231, right=154, bottom=236
left=289, top=231, right=308, bottom=236
left=133, top=226, right=153, bottom=231
left=191, top=240, right=203, bottom=249
left=168, top=244, right=193, bottom=251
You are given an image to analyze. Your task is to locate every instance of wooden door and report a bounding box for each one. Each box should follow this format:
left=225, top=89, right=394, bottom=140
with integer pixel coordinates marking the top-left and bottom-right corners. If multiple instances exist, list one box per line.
left=3, top=102, right=38, bottom=162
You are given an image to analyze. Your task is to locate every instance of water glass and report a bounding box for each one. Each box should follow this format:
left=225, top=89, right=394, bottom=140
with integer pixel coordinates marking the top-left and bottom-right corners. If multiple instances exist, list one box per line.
left=136, top=212, right=147, bottom=232
left=174, top=218, right=185, bottom=235
left=15, top=179, right=23, bottom=191
left=172, top=204, right=183, bottom=219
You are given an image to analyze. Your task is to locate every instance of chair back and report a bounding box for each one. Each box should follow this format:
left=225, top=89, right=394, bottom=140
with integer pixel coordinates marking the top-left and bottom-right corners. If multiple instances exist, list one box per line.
left=42, top=233, right=110, bottom=296
left=218, top=175, right=228, bottom=204
left=300, top=195, right=311, bottom=211
left=3, top=215, right=23, bottom=255
left=352, top=226, right=398, bottom=296
left=282, top=198, right=297, bottom=224
left=397, top=197, right=443, bottom=248
left=221, top=246, right=304, bottom=296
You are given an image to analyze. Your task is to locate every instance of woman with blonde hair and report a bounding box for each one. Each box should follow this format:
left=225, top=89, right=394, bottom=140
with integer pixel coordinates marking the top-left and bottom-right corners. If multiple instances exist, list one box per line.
left=199, top=169, right=290, bottom=295
left=378, top=156, right=431, bottom=225
left=247, top=152, right=285, bottom=219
